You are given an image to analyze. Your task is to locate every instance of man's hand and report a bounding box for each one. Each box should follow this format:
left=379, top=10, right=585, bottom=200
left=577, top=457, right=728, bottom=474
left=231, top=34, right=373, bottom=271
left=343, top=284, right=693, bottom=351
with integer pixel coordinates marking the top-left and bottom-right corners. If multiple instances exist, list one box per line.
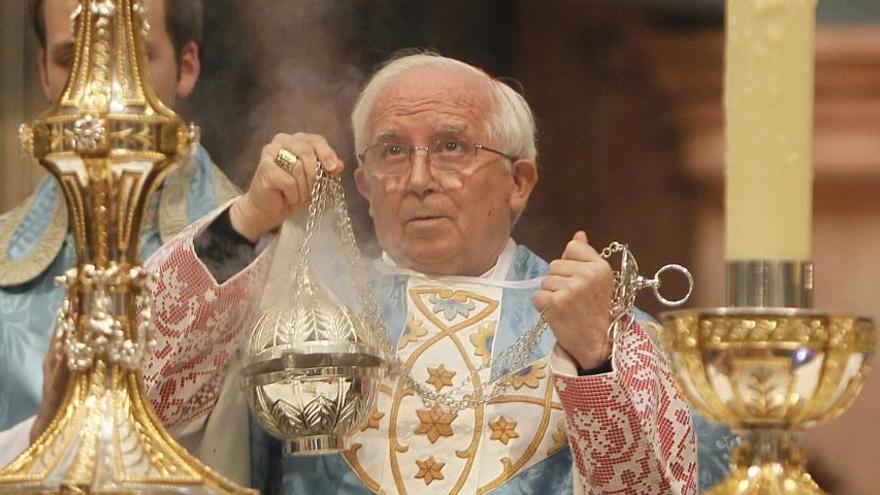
left=230, top=132, right=345, bottom=243
left=30, top=340, right=69, bottom=444
left=533, top=231, right=614, bottom=370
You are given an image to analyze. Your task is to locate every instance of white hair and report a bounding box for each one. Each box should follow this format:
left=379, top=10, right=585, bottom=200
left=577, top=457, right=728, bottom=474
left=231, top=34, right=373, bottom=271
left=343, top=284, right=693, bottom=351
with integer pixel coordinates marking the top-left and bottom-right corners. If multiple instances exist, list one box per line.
left=351, top=52, right=537, bottom=162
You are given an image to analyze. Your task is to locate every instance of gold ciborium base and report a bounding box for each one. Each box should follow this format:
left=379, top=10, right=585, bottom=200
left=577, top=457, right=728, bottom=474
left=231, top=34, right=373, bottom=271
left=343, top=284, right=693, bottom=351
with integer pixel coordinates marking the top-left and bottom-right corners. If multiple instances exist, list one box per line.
left=661, top=308, right=874, bottom=495
left=0, top=363, right=254, bottom=494
left=708, top=430, right=824, bottom=495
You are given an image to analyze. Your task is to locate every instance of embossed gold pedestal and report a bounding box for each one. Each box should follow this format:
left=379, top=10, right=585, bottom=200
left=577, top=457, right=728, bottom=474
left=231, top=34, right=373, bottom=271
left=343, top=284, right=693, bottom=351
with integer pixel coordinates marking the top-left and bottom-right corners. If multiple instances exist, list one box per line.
left=0, top=1, right=253, bottom=493
left=661, top=264, right=874, bottom=495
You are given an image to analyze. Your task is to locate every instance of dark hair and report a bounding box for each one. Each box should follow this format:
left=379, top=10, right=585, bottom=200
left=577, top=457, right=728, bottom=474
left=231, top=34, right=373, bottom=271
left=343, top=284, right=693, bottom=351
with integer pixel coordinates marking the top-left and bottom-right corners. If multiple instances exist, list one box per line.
left=29, top=0, right=203, bottom=58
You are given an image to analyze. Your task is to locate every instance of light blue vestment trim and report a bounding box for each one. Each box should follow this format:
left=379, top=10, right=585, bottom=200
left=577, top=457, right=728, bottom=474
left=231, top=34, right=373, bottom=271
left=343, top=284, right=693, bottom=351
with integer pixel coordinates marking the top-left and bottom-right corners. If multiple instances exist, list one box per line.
left=695, top=416, right=734, bottom=492
left=490, top=447, right=573, bottom=494
left=492, top=245, right=553, bottom=380
left=7, top=180, right=58, bottom=262
left=187, top=146, right=228, bottom=223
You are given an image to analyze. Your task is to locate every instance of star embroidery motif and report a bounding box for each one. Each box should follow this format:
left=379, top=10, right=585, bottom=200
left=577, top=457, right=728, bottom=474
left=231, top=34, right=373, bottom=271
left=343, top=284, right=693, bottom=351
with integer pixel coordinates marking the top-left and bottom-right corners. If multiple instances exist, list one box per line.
left=425, top=364, right=456, bottom=391
left=415, top=456, right=445, bottom=485
left=398, top=313, right=427, bottom=350
left=361, top=408, right=384, bottom=431
left=489, top=416, right=519, bottom=445
left=414, top=404, right=457, bottom=443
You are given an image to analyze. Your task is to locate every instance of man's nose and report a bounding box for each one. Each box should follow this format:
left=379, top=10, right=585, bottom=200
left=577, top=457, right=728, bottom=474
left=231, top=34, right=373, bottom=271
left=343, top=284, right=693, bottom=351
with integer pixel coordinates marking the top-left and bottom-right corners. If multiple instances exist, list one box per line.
left=406, top=148, right=437, bottom=194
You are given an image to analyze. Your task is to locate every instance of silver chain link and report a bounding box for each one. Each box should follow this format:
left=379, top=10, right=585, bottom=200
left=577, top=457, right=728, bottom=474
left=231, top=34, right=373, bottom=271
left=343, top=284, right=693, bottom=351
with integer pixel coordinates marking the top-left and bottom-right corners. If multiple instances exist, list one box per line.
left=295, top=165, right=693, bottom=413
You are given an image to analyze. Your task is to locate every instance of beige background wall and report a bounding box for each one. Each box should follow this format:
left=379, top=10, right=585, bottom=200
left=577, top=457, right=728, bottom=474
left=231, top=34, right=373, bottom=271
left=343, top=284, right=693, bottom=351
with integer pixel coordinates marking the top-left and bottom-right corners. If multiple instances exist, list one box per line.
left=0, top=1, right=45, bottom=213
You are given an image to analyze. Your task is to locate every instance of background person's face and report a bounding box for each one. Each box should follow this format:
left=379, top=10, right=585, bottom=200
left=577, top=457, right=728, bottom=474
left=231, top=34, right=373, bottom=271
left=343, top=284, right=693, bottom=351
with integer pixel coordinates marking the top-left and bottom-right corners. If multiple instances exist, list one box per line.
left=39, top=0, right=190, bottom=108
left=356, top=67, right=533, bottom=276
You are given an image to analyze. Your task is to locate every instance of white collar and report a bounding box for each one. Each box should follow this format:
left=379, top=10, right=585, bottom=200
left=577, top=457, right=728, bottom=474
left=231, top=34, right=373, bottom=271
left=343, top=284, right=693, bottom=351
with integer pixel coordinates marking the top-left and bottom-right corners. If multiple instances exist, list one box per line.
left=374, top=239, right=542, bottom=289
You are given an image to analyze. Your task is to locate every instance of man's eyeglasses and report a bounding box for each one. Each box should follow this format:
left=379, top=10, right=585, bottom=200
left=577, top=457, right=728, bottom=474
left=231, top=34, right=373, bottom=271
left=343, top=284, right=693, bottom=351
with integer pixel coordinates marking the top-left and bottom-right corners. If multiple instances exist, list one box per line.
left=357, top=137, right=517, bottom=178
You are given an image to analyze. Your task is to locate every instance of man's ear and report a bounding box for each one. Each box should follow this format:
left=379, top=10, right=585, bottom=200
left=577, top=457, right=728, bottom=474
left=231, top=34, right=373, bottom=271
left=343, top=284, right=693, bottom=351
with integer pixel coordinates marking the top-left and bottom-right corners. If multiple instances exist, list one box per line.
left=38, top=50, right=52, bottom=99
left=175, top=41, right=200, bottom=98
left=509, top=159, right=538, bottom=216
left=354, top=167, right=374, bottom=217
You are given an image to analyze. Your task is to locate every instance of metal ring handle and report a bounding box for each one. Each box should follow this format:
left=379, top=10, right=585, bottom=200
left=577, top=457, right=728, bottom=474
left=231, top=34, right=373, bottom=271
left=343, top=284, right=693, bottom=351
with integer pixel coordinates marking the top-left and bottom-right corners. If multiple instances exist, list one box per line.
left=652, top=263, right=694, bottom=307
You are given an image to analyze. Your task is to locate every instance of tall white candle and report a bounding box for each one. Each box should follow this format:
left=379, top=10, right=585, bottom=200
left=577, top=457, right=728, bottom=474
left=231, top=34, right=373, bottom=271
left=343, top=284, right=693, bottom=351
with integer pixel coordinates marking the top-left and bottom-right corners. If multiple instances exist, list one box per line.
left=725, top=0, right=816, bottom=261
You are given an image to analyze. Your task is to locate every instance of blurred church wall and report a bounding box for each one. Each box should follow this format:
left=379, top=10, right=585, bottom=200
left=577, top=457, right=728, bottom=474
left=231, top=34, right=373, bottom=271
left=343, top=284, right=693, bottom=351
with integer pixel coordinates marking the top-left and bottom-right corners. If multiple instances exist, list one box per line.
left=0, top=1, right=46, bottom=213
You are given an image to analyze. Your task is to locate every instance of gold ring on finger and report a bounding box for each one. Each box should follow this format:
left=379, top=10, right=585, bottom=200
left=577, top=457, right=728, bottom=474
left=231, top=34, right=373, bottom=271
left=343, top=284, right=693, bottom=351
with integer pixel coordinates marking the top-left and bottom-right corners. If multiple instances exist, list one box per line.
left=274, top=148, right=299, bottom=176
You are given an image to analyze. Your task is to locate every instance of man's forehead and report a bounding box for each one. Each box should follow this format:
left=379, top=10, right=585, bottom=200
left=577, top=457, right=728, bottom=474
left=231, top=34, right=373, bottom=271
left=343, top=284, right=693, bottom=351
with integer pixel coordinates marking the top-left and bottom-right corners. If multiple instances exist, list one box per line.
left=375, top=124, right=467, bottom=140
left=380, top=68, right=491, bottom=107
left=369, top=68, right=493, bottom=135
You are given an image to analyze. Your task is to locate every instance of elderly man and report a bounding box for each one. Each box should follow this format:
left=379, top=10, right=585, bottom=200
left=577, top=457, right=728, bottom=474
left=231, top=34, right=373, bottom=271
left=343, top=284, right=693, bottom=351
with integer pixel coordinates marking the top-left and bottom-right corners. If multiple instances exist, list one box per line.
left=0, top=0, right=239, bottom=469
left=135, top=53, right=701, bottom=494
left=24, top=53, right=719, bottom=493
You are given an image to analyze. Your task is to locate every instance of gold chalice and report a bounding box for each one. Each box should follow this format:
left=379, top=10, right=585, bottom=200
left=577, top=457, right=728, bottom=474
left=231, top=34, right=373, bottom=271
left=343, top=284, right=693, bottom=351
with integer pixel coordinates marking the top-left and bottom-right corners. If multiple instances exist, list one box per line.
left=661, top=263, right=874, bottom=494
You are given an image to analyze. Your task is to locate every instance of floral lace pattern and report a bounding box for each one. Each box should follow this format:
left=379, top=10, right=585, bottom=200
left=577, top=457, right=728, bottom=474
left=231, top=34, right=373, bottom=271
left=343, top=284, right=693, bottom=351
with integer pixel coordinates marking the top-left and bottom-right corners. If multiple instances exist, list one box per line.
left=143, top=209, right=270, bottom=428
left=554, top=320, right=697, bottom=494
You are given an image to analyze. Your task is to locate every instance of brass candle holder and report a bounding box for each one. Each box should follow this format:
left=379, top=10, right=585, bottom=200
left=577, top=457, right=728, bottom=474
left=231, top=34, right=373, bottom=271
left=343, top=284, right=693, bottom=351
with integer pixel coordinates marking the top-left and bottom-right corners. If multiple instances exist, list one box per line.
left=661, top=261, right=874, bottom=495
left=0, top=0, right=253, bottom=493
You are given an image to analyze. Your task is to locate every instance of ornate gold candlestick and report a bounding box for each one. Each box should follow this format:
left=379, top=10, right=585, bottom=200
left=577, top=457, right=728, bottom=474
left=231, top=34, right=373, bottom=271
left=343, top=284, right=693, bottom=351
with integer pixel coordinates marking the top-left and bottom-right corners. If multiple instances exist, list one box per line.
left=661, top=262, right=874, bottom=494
left=0, top=1, right=253, bottom=493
